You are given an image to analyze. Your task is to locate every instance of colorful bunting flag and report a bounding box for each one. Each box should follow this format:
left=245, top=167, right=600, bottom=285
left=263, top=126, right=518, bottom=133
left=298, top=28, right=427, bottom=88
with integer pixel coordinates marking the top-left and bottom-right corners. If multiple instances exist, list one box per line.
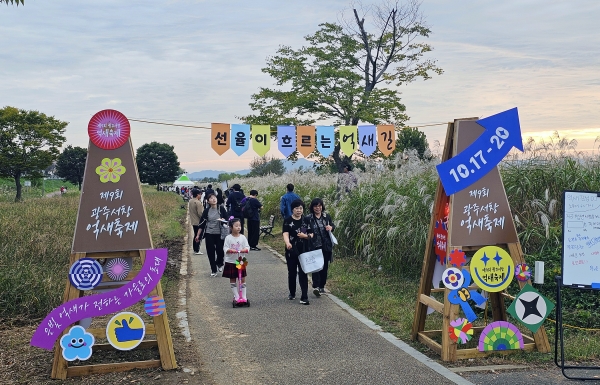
left=358, top=125, right=377, bottom=157
left=316, top=126, right=335, bottom=157
left=252, top=125, right=270, bottom=157
left=231, top=124, right=250, bottom=156
left=377, top=125, right=396, bottom=156
left=211, top=123, right=230, bottom=156
left=296, top=126, right=315, bottom=157
left=277, top=125, right=296, bottom=157
left=339, top=126, right=357, bottom=156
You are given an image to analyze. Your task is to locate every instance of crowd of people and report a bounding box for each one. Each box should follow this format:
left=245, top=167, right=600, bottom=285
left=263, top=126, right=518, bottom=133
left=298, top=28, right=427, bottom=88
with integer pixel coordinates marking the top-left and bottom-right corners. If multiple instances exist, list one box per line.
left=181, top=161, right=357, bottom=307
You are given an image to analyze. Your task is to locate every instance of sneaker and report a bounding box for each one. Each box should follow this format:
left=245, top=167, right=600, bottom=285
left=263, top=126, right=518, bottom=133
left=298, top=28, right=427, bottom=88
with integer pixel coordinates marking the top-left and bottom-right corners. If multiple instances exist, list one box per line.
left=194, top=251, right=202, bottom=255
left=254, top=247, right=261, bottom=251
left=299, top=299, right=310, bottom=305
left=217, top=266, right=224, bottom=272
left=319, top=288, right=325, bottom=294
left=210, top=272, right=217, bottom=277
left=288, top=295, right=295, bottom=300
left=313, top=288, right=321, bottom=297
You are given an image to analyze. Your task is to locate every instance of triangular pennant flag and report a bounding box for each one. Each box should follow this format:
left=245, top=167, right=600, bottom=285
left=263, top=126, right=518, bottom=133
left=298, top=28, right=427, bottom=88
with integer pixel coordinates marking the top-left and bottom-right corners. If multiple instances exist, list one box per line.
left=296, top=126, right=315, bottom=158
left=377, top=125, right=396, bottom=156
left=231, top=124, right=250, bottom=156
left=358, top=125, right=377, bottom=157
left=339, top=126, right=357, bottom=156
left=277, top=125, right=296, bottom=157
left=252, top=125, right=271, bottom=156
left=316, top=126, right=335, bottom=157
left=211, top=123, right=230, bottom=156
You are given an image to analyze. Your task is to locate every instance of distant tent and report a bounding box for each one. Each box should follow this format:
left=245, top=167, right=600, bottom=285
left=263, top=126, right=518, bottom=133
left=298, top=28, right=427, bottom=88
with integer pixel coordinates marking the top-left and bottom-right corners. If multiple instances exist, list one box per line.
left=172, top=174, right=194, bottom=187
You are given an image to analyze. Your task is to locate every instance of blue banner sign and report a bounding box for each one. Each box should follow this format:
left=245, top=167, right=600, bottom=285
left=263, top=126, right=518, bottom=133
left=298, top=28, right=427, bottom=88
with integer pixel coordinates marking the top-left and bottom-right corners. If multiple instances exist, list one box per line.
left=316, top=126, right=335, bottom=157
left=358, top=125, right=377, bottom=157
left=436, top=108, right=523, bottom=195
left=231, top=124, right=250, bottom=156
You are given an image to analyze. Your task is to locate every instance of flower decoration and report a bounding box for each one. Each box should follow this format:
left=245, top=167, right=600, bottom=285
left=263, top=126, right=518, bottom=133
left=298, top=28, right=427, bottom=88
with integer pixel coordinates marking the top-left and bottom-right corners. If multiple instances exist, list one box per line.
left=235, top=256, right=248, bottom=270
left=60, top=325, right=95, bottom=361
left=442, top=267, right=464, bottom=289
left=229, top=216, right=234, bottom=220
left=95, top=158, right=126, bottom=183
left=448, top=318, right=473, bottom=344
left=515, top=263, right=531, bottom=282
left=449, top=249, right=466, bottom=267
left=447, top=268, right=487, bottom=322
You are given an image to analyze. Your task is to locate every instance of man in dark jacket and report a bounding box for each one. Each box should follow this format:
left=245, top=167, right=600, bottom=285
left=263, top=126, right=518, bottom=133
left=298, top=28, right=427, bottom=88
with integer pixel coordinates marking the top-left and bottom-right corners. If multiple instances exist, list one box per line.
left=227, top=184, right=246, bottom=234
left=280, top=183, right=300, bottom=219
left=246, top=190, right=263, bottom=250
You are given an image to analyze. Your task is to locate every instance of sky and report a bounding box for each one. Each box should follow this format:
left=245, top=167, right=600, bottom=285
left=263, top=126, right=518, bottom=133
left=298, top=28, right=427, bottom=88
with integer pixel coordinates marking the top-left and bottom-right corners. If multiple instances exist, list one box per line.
left=1, top=0, right=599, bottom=172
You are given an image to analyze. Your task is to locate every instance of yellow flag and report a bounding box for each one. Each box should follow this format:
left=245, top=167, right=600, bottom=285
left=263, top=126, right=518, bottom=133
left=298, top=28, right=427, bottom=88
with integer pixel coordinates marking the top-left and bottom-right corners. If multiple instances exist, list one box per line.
left=339, top=126, right=357, bottom=156
left=252, top=125, right=270, bottom=156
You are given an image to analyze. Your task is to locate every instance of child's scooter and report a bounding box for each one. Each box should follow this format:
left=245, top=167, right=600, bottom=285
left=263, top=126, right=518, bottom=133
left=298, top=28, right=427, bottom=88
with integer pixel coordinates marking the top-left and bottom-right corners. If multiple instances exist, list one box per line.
left=233, top=252, right=249, bottom=308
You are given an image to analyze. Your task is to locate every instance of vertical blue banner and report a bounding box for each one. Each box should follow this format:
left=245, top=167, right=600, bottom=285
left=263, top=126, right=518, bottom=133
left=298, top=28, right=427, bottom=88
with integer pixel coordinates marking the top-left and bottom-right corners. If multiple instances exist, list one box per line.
left=358, top=125, right=377, bottom=157
left=277, top=125, right=296, bottom=157
left=316, top=126, right=335, bottom=157
left=231, top=124, right=250, bottom=156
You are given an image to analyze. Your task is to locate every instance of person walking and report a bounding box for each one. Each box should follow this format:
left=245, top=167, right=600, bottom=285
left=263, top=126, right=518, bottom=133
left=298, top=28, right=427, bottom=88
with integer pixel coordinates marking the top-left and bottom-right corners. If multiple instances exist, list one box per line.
left=245, top=190, right=263, bottom=251
left=282, top=199, right=314, bottom=305
left=195, top=193, right=228, bottom=276
left=227, top=184, right=246, bottom=234
left=307, top=198, right=335, bottom=297
left=280, top=183, right=300, bottom=220
left=216, top=187, right=225, bottom=207
left=189, top=190, right=204, bottom=255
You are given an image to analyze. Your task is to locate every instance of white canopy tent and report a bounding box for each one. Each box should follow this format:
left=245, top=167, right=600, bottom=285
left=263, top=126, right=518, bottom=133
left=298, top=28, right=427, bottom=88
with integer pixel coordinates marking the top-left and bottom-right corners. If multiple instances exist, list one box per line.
left=172, top=174, right=194, bottom=187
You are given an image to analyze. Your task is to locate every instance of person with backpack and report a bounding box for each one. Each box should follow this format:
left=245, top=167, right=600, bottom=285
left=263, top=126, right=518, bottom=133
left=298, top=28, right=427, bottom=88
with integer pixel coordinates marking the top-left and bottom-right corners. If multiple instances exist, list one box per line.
left=195, top=192, right=228, bottom=276
left=244, top=190, right=263, bottom=251
left=280, top=183, right=300, bottom=220
left=227, top=184, right=246, bottom=234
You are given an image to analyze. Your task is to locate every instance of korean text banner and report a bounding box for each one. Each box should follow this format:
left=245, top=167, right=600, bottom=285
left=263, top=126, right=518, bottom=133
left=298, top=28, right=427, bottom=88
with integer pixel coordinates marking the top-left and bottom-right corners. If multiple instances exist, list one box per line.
left=252, top=125, right=270, bottom=156
left=231, top=124, right=250, bottom=156
left=316, top=126, right=335, bottom=157
left=211, top=123, right=230, bottom=156
left=377, top=125, right=396, bottom=156
left=358, top=125, right=377, bottom=157
left=297, top=126, right=315, bottom=157
left=339, top=126, right=358, bottom=156
left=277, top=125, right=296, bottom=157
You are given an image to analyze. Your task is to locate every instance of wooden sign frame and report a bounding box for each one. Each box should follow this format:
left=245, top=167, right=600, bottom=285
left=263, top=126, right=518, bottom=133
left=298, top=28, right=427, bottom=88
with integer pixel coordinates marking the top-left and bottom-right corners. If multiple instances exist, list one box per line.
left=411, top=119, right=550, bottom=361
left=50, top=138, right=176, bottom=378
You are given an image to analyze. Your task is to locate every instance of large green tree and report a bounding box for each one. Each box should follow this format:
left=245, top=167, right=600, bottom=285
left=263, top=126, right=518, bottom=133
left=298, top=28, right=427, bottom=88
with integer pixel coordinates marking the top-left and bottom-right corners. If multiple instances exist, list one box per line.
left=0, top=106, right=67, bottom=201
left=393, top=126, right=430, bottom=159
left=56, top=145, right=87, bottom=190
left=240, top=0, right=441, bottom=170
left=136, top=142, right=180, bottom=187
left=249, top=156, right=285, bottom=177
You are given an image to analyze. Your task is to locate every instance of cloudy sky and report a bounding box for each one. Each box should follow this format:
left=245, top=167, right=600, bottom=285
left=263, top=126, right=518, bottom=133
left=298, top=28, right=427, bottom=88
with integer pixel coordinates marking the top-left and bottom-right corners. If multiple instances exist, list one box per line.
left=1, top=0, right=599, bottom=172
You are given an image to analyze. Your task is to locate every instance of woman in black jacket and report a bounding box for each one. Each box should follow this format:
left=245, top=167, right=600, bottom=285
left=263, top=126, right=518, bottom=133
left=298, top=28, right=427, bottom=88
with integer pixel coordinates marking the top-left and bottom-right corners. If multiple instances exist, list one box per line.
left=195, top=193, right=228, bottom=276
left=307, top=198, right=335, bottom=297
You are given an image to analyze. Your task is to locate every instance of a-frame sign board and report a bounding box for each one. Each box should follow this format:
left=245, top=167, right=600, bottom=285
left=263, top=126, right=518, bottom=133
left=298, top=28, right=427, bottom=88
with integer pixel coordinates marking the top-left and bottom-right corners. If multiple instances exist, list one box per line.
left=30, top=110, right=176, bottom=379
left=411, top=118, right=550, bottom=361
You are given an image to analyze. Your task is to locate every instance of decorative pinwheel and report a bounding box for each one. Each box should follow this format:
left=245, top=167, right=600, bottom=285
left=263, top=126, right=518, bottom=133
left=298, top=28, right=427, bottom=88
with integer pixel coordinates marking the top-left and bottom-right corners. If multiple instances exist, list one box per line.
left=515, top=263, right=531, bottom=282
left=235, top=256, right=248, bottom=270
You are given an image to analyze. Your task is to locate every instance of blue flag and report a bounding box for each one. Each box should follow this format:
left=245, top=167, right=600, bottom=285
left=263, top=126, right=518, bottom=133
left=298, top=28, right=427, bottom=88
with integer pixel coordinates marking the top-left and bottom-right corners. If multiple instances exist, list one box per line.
left=358, top=125, right=377, bottom=157
left=316, top=126, right=335, bottom=157
left=277, top=125, right=296, bottom=157
left=231, top=124, right=250, bottom=156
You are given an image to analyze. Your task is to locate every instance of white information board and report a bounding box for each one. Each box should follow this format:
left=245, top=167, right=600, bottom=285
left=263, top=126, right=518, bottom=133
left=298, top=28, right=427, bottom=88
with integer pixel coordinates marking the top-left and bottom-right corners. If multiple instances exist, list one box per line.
left=562, top=190, right=600, bottom=288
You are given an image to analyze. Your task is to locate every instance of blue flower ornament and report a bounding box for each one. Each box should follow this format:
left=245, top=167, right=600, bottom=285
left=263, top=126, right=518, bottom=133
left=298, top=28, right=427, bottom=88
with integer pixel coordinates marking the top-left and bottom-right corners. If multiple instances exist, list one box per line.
left=447, top=268, right=487, bottom=322
left=60, top=325, right=95, bottom=361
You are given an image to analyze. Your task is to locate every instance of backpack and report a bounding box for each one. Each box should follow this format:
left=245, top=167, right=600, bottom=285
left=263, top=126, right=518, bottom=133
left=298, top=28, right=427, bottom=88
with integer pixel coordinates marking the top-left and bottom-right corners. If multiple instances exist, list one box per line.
left=243, top=199, right=254, bottom=219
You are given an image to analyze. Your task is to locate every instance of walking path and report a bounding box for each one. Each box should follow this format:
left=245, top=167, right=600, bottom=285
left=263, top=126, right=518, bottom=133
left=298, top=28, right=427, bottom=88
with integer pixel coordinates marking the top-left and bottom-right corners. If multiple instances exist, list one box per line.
left=185, top=226, right=472, bottom=385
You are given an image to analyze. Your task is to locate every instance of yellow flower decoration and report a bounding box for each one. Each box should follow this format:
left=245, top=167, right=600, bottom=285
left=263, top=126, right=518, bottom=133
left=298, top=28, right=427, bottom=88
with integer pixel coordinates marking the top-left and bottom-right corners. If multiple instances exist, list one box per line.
left=95, top=158, right=126, bottom=183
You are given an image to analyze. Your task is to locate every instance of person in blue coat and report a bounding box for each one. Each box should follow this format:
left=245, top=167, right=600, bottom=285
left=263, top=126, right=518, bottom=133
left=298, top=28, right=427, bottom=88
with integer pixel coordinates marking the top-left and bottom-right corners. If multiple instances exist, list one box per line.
left=280, top=183, right=300, bottom=219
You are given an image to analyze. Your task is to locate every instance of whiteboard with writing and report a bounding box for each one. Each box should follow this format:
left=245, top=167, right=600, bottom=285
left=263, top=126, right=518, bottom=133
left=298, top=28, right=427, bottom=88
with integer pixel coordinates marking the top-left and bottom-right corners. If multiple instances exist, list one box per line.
left=562, top=190, right=600, bottom=288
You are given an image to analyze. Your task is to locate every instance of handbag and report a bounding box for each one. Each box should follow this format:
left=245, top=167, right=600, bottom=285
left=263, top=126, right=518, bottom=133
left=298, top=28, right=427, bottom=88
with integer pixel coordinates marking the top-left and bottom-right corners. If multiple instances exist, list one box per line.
left=220, top=222, right=230, bottom=240
left=298, top=248, right=324, bottom=274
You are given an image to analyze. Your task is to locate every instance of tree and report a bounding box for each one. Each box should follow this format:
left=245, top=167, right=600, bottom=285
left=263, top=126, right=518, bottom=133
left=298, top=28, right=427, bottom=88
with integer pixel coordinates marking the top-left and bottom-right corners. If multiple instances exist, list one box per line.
left=240, top=0, right=442, bottom=171
left=136, top=142, right=180, bottom=187
left=393, top=126, right=430, bottom=159
left=249, top=156, right=285, bottom=177
left=1, top=0, right=24, bottom=5
left=0, top=106, right=67, bottom=201
left=56, top=145, right=87, bottom=190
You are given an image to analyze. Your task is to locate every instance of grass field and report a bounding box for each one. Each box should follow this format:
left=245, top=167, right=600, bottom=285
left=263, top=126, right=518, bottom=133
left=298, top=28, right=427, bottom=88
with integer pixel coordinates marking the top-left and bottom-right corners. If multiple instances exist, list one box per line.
left=0, top=186, right=186, bottom=320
